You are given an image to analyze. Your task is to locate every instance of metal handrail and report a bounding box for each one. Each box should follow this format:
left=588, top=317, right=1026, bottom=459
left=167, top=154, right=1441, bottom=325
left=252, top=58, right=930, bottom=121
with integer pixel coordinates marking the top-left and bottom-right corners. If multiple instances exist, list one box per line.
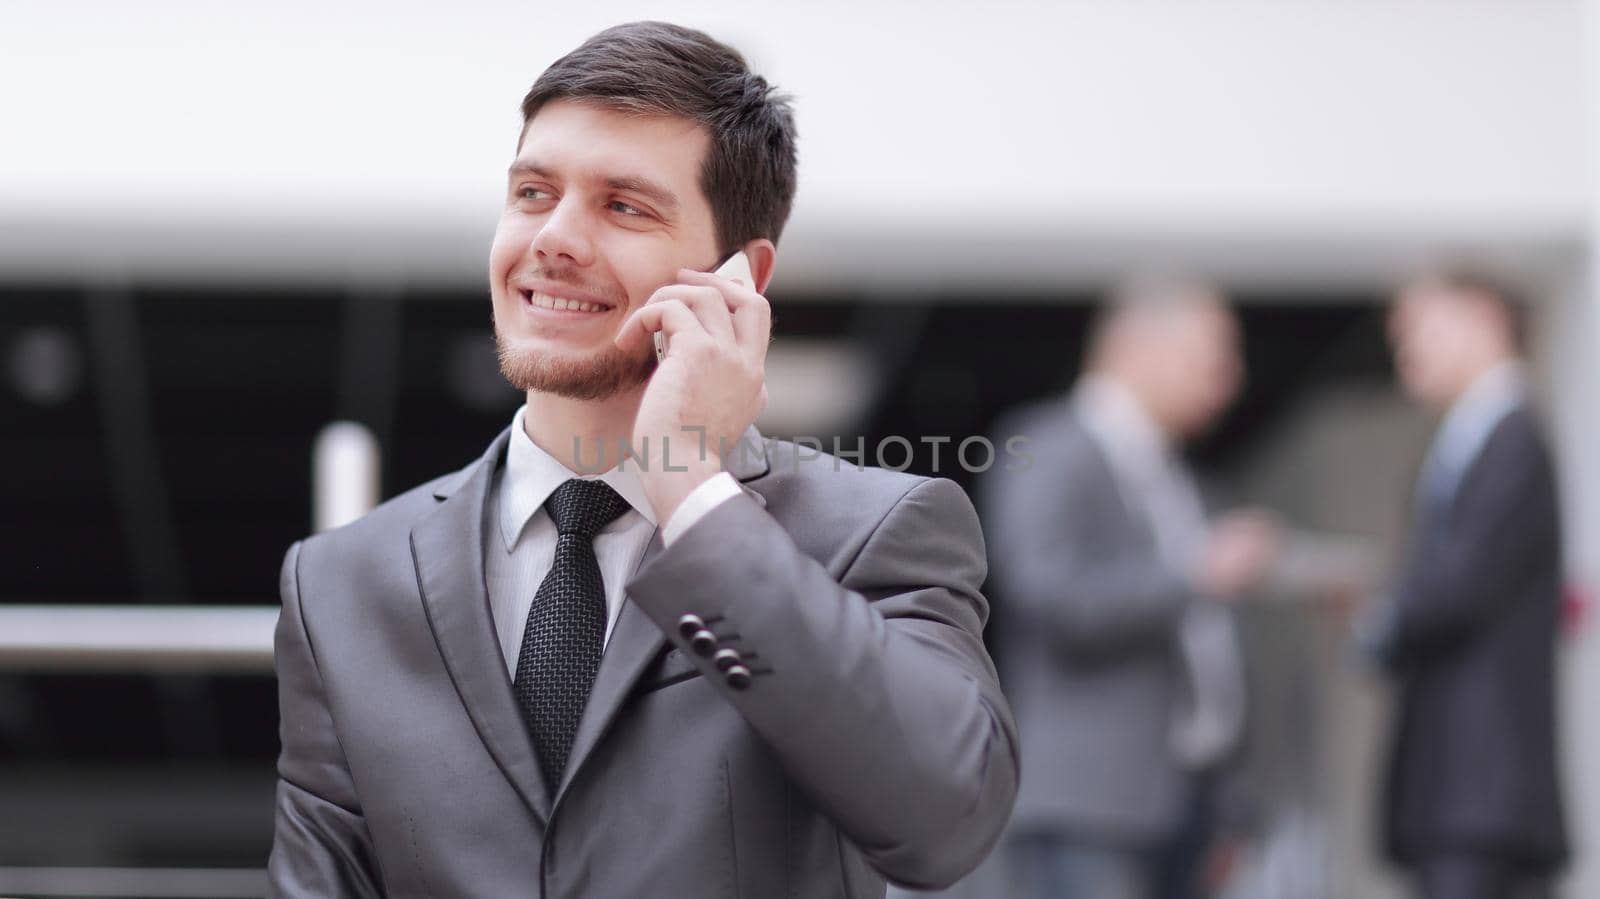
left=0, top=605, right=278, bottom=673
left=0, top=865, right=267, bottom=898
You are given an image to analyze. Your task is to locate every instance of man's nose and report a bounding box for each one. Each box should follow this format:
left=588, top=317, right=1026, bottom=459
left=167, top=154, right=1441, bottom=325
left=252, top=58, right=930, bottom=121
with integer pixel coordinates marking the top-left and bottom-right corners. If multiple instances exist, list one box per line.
left=529, top=198, right=596, bottom=267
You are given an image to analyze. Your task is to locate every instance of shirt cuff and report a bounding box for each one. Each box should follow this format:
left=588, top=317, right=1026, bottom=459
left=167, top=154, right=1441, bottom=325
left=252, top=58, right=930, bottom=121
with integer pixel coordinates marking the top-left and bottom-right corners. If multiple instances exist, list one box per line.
left=662, top=471, right=743, bottom=547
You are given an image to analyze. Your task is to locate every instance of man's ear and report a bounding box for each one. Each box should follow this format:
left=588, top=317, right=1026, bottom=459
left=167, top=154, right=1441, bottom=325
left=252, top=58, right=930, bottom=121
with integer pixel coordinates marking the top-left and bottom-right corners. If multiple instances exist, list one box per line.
left=743, top=239, right=778, bottom=294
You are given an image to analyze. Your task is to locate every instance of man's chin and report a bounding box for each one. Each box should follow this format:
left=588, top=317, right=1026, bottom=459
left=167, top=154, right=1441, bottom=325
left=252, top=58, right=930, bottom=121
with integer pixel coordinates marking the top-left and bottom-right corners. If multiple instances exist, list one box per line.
left=495, top=333, right=656, bottom=401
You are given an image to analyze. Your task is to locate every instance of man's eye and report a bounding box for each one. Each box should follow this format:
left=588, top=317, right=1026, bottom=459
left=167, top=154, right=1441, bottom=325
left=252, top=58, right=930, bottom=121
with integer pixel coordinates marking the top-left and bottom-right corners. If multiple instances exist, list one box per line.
left=518, top=187, right=550, bottom=201
left=609, top=201, right=645, bottom=217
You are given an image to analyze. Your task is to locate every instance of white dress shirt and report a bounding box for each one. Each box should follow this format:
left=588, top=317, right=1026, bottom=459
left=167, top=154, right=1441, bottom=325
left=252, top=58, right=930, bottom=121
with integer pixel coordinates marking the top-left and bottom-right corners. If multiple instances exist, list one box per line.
left=484, top=405, right=743, bottom=677
left=1418, top=360, right=1526, bottom=509
left=1074, top=376, right=1210, bottom=568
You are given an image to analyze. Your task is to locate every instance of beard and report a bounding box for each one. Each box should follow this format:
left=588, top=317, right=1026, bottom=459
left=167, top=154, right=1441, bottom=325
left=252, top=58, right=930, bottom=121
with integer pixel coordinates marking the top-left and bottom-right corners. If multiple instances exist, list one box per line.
left=495, top=326, right=657, bottom=401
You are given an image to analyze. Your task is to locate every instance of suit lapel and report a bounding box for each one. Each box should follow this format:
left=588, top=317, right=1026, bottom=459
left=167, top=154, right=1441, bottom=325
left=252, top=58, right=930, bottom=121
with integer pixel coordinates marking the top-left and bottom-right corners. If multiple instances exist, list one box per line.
left=556, top=425, right=772, bottom=802
left=411, top=427, right=553, bottom=825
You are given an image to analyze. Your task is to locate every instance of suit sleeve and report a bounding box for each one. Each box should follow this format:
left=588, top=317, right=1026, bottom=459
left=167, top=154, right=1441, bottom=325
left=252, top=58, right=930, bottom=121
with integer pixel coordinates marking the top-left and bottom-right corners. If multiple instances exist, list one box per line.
left=981, top=434, right=1192, bottom=659
left=624, top=477, right=1019, bottom=890
left=1387, top=421, right=1561, bottom=663
left=267, top=540, right=386, bottom=898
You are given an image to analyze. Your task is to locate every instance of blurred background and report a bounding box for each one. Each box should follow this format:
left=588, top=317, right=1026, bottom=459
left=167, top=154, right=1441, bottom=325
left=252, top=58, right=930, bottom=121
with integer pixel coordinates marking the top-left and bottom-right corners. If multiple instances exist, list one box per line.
left=4, top=1, right=1600, bottom=896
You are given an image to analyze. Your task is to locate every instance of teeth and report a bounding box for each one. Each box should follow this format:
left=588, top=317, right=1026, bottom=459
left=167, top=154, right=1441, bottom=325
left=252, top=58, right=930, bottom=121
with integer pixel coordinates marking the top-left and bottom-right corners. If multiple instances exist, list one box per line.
left=524, top=291, right=607, bottom=313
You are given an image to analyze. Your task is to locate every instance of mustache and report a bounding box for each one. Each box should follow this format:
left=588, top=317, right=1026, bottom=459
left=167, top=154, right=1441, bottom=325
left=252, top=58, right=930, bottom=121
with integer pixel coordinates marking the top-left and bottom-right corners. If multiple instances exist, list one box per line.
left=511, top=267, right=629, bottom=305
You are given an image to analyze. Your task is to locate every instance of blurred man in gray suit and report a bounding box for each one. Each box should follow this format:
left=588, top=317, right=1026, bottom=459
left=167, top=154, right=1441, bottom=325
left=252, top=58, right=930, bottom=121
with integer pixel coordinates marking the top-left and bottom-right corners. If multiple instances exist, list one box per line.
left=982, top=281, right=1278, bottom=899
left=1363, top=272, right=1567, bottom=899
left=268, top=22, right=1017, bottom=897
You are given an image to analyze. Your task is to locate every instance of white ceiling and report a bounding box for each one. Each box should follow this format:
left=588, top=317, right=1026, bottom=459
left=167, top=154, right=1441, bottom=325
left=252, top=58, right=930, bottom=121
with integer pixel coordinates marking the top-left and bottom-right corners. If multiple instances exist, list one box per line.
left=1, top=0, right=1590, bottom=289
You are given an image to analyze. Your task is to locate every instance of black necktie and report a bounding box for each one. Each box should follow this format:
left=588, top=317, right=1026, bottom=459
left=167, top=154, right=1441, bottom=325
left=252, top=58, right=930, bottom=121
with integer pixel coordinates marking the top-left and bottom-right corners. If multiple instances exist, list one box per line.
left=513, top=478, right=632, bottom=795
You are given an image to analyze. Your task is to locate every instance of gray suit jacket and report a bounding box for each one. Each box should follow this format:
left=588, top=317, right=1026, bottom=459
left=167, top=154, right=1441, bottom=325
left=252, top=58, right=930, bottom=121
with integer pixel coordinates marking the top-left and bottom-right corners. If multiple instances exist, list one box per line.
left=269, top=425, right=1018, bottom=897
left=980, top=398, right=1204, bottom=844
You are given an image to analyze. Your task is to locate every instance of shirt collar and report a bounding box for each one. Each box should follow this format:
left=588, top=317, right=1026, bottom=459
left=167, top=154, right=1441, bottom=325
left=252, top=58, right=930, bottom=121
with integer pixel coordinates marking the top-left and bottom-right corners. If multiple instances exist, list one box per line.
left=1073, top=374, right=1174, bottom=484
left=498, top=404, right=658, bottom=552
left=1427, top=360, right=1526, bottom=484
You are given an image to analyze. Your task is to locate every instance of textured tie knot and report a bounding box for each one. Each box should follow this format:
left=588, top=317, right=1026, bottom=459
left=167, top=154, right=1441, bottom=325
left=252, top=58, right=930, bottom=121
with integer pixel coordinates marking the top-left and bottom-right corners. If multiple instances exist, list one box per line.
left=547, top=478, right=631, bottom=540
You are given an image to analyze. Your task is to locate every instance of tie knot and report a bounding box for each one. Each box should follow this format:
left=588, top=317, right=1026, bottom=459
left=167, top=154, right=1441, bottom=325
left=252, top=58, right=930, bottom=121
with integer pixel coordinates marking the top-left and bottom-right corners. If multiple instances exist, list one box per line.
left=547, top=478, right=631, bottom=539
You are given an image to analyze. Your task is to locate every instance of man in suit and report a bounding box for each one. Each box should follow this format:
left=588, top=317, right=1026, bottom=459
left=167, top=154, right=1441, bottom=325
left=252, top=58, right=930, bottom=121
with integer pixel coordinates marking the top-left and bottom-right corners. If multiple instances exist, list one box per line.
left=1363, top=271, right=1567, bottom=899
left=268, top=22, right=1018, bottom=898
left=981, top=281, right=1278, bottom=899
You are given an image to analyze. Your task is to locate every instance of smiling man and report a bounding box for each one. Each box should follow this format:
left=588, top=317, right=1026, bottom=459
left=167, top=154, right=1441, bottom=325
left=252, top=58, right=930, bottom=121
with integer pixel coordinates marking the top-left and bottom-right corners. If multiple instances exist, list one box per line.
left=268, top=21, right=1017, bottom=898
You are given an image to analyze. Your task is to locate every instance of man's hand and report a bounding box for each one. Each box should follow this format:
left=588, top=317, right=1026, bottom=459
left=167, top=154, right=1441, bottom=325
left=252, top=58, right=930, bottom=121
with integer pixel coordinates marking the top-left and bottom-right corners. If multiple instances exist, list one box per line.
left=615, top=266, right=771, bottom=524
left=1197, top=509, right=1281, bottom=601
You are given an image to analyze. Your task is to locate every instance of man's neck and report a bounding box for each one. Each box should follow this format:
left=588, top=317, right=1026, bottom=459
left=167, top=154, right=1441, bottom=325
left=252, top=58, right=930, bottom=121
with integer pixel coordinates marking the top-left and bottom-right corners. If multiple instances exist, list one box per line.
left=522, top=386, right=646, bottom=474
left=1083, top=370, right=1180, bottom=447
left=1439, top=351, right=1520, bottom=413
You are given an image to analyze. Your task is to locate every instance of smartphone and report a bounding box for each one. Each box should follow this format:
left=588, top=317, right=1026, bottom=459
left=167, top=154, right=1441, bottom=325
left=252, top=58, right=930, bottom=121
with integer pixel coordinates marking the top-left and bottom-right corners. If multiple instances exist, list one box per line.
left=654, top=250, right=754, bottom=362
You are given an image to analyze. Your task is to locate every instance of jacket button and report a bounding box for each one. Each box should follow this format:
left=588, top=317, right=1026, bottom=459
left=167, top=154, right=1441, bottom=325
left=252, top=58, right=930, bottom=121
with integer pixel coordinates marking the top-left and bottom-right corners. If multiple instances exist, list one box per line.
left=725, top=665, right=753, bottom=690
left=677, top=614, right=706, bottom=640
left=689, top=629, right=719, bottom=656
left=713, top=648, right=743, bottom=672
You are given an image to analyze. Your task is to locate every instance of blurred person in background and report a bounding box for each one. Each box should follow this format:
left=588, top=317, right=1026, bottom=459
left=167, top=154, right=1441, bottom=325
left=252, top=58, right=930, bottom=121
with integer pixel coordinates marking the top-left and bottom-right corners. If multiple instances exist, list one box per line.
left=1360, top=271, right=1567, bottom=899
left=268, top=21, right=1017, bottom=897
left=981, top=280, right=1280, bottom=899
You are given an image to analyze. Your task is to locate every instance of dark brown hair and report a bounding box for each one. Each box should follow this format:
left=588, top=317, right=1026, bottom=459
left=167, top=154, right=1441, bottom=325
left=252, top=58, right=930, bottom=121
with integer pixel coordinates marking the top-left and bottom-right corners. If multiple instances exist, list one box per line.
left=519, top=22, right=798, bottom=253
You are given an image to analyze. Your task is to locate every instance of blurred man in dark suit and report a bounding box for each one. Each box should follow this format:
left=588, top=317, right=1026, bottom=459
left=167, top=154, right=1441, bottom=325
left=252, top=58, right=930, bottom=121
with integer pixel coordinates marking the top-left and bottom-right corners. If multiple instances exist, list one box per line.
left=983, top=280, right=1279, bottom=899
left=1364, top=271, right=1568, bottom=899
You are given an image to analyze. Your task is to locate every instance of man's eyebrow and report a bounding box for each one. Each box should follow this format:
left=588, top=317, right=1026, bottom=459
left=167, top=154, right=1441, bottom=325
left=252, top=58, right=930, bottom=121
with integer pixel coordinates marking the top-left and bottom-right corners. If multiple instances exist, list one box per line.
left=507, top=161, right=551, bottom=179
left=506, top=160, right=679, bottom=214
left=604, top=175, right=680, bottom=214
